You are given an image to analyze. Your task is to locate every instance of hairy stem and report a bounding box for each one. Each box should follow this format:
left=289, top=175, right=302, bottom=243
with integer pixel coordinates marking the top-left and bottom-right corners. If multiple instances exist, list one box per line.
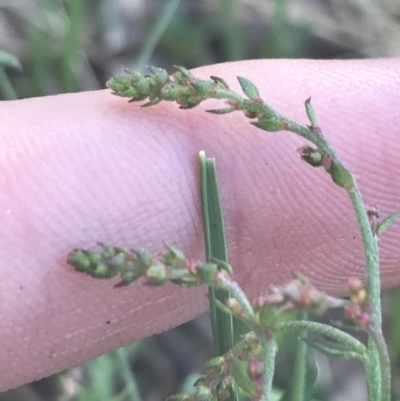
left=275, top=321, right=367, bottom=360
left=260, top=337, right=277, bottom=401
left=368, top=319, right=391, bottom=401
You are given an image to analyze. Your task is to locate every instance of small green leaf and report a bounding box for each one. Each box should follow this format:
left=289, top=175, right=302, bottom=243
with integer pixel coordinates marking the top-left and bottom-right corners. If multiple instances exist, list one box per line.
left=210, top=75, right=229, bottom=89
left=206, top=107, right=236, bottom=115
left=197, top=263, right=219, bottom=284
left=141, top=98, right=162, bottom=107
left=0, top=50, right=22, bottom=71
left=305, top=97, right=318, bottom=127
left=107, top=77, right=138, bottom=97
left=160, top=83, right=181, bottom=101
left=330, top=159, right=354, bottom=190
left=179, top=100, right=202, bottom=109
left=172, top=66, right=194, bottom=85
left=237, top=76, right=259, bottom=100
left=191, top=79, right=212, bottom=96
left=259, top=305, right=280, bottom=328
left=174, top=65, right=193, bottom=79
left=67, top=249, right=92, bottom=272
left=208, top=257, right=233, bottom=276
left=145, top=262, right=170, bottom=285
left=377, top=211, right=400, bottom=235
left=148, top=66, right=169, bottom=85
left=302, top=337, right=365, bottom=361
left=230, top=357, right=257, bottom=396
left=215, top=299, right=235, bottom=316
left=128, top=93, right=150, bottom=102
left=252, top=118, right=286, bottom=132
left=134, top=76, right=150, bottom=94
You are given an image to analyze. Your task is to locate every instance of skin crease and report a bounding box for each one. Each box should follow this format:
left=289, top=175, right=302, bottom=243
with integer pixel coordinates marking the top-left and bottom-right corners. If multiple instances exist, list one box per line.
left=0, top=59, right=399, bottom=390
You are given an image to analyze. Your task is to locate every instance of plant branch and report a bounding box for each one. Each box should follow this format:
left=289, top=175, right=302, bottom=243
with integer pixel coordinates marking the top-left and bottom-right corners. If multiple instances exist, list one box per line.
left=275, top=321, right=367, bottom=360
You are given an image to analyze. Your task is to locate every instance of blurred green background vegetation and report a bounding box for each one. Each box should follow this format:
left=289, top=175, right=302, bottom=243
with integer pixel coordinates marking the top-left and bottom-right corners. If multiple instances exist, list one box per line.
left=1, top=0, right=400, bottom=400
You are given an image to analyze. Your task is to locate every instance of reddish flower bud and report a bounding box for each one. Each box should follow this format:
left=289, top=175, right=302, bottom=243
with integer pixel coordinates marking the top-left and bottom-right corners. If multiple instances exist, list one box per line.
left=247, top=359, right=264, bottom=379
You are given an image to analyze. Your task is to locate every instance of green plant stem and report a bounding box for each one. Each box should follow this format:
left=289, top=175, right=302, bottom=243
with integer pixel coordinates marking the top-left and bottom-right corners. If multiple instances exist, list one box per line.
left=283, top=117, right=382, bottom=322
left=347, top=187, right=381, bottom=322
left=260, top=337, right=277, bottom=401
left=211, top=86, right=387, bottom=398
left=290, top=312, right=307, bottom=401
left=133, top=0, right=181, bottom=71
left=365, top=341, right=382, bottom=401
left=368, top=320, right=391, bottom=401
left=247, top=100, right=382, bottom=323
left=216, top=271, right=255, bottom=325
left=346, top=188, right=384, bottom=400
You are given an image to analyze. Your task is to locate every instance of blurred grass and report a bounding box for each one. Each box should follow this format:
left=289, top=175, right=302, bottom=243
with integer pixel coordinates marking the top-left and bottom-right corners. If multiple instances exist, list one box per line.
left=1, top=0, right=400, bottom=400
left=71, top=342, right=143, bottom=401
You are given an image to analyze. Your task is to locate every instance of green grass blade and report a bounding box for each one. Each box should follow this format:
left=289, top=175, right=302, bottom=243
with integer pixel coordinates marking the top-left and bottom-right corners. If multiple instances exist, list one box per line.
left=0, top=67, right=18, bottom=100
left=218, top=0, right=245, bottom=61
left=133, top=0, right=181, bottom=71
left=199, top=151, right=234, bottom=356
left=61, top=0, right=86, bottom=92
left=114, top=347, right=142, bottom=401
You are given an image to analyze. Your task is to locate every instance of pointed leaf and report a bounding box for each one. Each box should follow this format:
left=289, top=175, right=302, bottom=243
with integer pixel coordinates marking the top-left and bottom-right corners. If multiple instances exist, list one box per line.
left=191, top=79, right=212, bottom=96
left=141, top=98, right=161, bottom=107
left=215, top=299, right=235, bottom=316
left=174, top=65, right=193, bottom=79
left=210, top=75, right=229, bottom=89
left=377, top=211, right=400, bottom=235
left=206, top=107, right=236, bottom=115
left=252, top=118, right=286, bottom=132
left=237, top=76, right=259, bottom=100
left=230, top=357, right=257, bottom=396
left=0, top=50, right=22, bottom=71
left=305, top=97, right=318, bottom=127
left=302, top=337, right=365, bottom=360
left=329, top=159, right=354, bottom=190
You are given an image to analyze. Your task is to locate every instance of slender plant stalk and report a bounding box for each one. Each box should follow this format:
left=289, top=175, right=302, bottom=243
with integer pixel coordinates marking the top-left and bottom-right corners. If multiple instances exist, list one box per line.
left=368, top=321, right=391, bottom=401
left=259, top=337, right=277, bottom=401
left=200, top=151, right=235, bottom=356
left=290, top=312, right=308, bottom=401
left=200, top=152, right=238, bottom=401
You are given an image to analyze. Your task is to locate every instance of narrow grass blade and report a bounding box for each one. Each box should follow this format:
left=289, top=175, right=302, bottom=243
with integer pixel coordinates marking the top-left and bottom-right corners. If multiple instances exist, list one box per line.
left=114, top=347, right=142, bottom=401
left=199, top=151, right=234, bottom=357
left=133, top=0, right=181, bottom=71
left=61, top=0, right=86, bottom=92
left=278, top=312, right=316, bottom=401
left=0, top=68, right=18, bottom=100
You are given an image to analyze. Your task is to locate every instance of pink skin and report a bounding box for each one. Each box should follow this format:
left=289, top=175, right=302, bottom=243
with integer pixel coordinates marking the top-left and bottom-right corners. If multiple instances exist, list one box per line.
left=0, top=59, right=399, bottom=390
